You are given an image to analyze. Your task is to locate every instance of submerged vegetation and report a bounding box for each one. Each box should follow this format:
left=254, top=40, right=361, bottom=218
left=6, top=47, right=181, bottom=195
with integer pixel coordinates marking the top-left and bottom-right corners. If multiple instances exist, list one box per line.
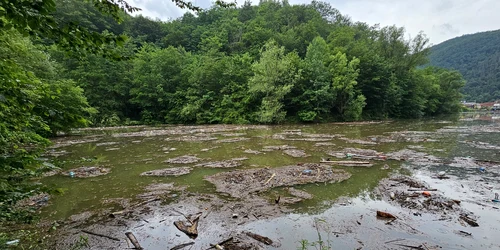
left=0, top=0, right=466, bottom=234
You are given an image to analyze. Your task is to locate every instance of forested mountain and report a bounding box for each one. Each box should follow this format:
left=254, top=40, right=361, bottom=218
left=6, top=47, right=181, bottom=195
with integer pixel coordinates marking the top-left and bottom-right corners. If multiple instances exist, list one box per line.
left=52, top=0, right=464, bottom=125
left=429, top=29, right=500, bottom=102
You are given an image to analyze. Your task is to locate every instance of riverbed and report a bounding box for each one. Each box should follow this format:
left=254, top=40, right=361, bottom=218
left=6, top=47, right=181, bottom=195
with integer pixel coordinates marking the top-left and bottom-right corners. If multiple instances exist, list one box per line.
left=39, top=113, right=500, bottom=249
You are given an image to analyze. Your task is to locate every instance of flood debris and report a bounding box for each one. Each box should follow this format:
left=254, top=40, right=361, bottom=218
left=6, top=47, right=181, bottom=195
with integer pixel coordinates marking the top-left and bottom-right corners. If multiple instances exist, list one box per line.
left=245, top=231, right=273, bottom=245
left=125, top=232, right=143, bottom=249
left=165, top=155, right=201, bottom=164
left=140, top=167, right=192, bottom=177
left=339, top=137, right=377, bottom=145
left=243, top=149, right=262, bottom=154
left=63, top=166, right=110, bottom=178
left=138, top=183, right=186, bottom=199
left=460, top=215, right=479, bottom=227
left=200, top=146, right=219, bottom=152
left=386, top=149, right=441, bottom=166
left=81, top=230, right=120, bottom=241
left=377, top=211, right=397, bottom=219
left=169, top=135, right=217, bottom=142
left=16, top=193, right=50, bottom=209
left=215, top=137, right=250, bottom=143
left=288, top=187, right=313, bottom=199
left=170, top=242, right=195, bottom=250
left=314, top=142, right=336, bottom=146
left=459, top=140, right=500, bottom=150
left=283, top=149, right=309, bottom=157
left=320, top=160, right=373, bottom=167
left=327, top=148, right=386, bottom=161
left=195, top=158, right=247, bottom=168
left=272, top=132, right=337, bottom=142
left=204, top=163, right=351, bottom=198
left=261, top=145, right=297, bottom=152
left=173, top=212, right=202, bottom=238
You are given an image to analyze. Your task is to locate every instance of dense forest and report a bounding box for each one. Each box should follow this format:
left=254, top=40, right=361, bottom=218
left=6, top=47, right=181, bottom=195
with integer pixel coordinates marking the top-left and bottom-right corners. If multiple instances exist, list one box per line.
left=429, top=29, right=500, bottom=102
left=1, top=0, right=464, bottom=222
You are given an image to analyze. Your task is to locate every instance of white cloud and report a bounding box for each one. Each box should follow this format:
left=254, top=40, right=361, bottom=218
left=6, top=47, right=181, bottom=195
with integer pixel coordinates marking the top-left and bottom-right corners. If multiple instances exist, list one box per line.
left=127, top=0, right=500, bottom=44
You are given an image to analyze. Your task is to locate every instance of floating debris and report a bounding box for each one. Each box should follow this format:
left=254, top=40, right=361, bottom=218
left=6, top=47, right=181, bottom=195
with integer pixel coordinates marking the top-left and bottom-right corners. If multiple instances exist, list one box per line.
left=63, top=166, right=110, bottom=178
left=165, top=155, right=201, bottom=164
left=205, top=163, right=351, bottom=198
left=140, top=167, right=192, bottom=177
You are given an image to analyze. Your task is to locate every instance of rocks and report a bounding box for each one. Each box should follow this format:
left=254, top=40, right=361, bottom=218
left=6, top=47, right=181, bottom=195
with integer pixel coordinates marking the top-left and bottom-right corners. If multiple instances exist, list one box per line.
left=63, top=166, right=110, bottom=178
left=140, top=167, right=192, bottom=177
left=165, top=155, right=201, bottom=164
left=204, top=163, right=351, bottom=198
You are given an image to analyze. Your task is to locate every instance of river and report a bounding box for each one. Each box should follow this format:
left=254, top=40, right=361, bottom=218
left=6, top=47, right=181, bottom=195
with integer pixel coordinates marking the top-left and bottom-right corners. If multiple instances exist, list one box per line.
left=40, top=113, right=500, bottom=249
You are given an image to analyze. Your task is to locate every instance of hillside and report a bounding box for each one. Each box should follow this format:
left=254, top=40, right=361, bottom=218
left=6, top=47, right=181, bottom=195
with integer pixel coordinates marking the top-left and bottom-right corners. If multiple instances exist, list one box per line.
left=429, top=29, right=500, bottom=102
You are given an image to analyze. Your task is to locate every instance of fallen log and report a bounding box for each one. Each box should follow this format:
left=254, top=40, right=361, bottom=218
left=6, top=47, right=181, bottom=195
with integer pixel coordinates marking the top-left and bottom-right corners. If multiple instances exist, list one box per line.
left=109, top=198, right=160, bottom=218
left=407, top=188, right=438, bottom=192
left=460, top=216, right=479, bottom=227
left=321, top=160, right=371, bottom=164
left=376, top=211, right=397, bottom=219
left=320, top=160, right=373, bottom=167
left=207, top=237, right=234, bottom=249
left=171, top=242, right=195, bottom=250
left=81, top=230, right=120, bottom=241
left=245, top=231, right=273, bottom=245
left=174, top=213, right=201, bottom=238
left=125, top=232, right=143, bottom=250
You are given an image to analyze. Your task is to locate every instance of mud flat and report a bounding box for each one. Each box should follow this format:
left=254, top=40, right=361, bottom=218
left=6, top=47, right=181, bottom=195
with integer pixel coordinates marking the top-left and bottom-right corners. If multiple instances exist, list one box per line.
left=204, top=163, right=351, bottom=198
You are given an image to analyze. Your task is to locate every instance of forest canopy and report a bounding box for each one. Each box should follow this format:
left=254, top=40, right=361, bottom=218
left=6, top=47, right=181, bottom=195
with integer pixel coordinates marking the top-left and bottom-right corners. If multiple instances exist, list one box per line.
left=51, top=0, right=464, bottom=125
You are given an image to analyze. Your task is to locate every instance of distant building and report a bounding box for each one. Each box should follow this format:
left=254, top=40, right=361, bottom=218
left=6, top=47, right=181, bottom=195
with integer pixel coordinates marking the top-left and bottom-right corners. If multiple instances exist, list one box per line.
left=478, top=101, right=500, bottom=110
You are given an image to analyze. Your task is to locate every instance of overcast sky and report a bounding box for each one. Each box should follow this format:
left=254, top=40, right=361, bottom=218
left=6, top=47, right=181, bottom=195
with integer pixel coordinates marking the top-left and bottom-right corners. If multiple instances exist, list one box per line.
left=128, top=0, right=500, bottom=45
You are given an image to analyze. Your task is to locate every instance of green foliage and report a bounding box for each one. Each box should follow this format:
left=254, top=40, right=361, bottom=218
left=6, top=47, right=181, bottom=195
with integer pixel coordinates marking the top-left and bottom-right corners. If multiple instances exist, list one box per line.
left=429, top=29, right=500, bottom=102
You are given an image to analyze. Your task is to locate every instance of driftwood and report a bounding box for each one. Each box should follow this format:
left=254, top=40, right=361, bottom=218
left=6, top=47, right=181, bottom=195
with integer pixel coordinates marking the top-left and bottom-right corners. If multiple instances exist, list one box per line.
left=171, top=242, right=195, bottom=250
left=393, top=243, right=425, bottom=250
left=110, top=198, right=160, bottom=218
left=460, top=215, right=479, bottom=227
left=174, top=213, right=202, bottom=238
left=407, top=188, right=438, bottom=192
left=320, top=160, right=373, bottom=167
left=263, top=173, right=276, bottom=185
left=81, top=230, right=120, bottom=241
left=245, top=231, right=273, bottom=245
left=207, top=237, right=234, bottom=250
left=376, top=211, right=397, bottom=219
left=125, top=232, right=143, bottom=250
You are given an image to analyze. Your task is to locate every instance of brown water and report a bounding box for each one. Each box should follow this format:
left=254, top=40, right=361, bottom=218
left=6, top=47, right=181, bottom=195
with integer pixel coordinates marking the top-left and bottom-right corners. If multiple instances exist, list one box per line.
left=41, top=113, right=500, bottom=249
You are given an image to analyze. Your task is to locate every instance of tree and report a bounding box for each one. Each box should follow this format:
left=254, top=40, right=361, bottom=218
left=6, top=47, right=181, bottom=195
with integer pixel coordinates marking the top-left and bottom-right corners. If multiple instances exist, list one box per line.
left=330, top=52, right=366, bottom=120
left=249, top=40, right=299, bottom=123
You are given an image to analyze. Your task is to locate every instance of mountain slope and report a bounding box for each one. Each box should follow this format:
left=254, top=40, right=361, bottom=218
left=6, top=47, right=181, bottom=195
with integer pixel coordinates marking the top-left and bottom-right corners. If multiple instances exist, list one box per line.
left=429, top=29, right=500, bottom=102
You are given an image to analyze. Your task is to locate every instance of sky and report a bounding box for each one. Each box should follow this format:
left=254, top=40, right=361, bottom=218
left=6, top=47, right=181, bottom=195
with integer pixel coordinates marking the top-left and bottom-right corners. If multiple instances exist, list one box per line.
left=128, top=0, right=500, bottom=45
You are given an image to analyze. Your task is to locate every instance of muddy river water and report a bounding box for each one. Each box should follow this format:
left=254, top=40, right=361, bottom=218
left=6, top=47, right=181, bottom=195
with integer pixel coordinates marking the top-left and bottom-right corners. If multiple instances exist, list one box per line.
left=40, top=113, right=500, bottom=249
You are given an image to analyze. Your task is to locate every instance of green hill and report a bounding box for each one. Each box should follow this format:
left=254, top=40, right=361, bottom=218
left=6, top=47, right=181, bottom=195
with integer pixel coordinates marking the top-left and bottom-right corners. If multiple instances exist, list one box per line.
left=429, top=29, right=500, bottom=102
